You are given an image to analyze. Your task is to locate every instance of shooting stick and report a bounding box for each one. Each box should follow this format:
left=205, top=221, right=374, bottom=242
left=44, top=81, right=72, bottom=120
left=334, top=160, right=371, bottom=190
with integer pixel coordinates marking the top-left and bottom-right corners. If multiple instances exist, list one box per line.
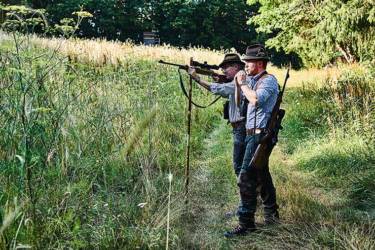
left=184, top=58, right=193, bottom=203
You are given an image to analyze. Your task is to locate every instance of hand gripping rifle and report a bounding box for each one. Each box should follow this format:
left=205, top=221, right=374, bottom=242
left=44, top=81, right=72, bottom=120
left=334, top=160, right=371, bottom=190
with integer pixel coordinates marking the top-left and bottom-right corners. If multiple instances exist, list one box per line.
left=249, top=68, right=290, bottom=170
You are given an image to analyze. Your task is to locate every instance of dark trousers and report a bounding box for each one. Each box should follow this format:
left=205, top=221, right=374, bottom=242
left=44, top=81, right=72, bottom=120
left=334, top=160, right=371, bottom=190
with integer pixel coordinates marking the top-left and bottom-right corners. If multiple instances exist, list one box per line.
left=232, top=122, right=246, bottom=176
left=237, top=134, right=278, bottom=227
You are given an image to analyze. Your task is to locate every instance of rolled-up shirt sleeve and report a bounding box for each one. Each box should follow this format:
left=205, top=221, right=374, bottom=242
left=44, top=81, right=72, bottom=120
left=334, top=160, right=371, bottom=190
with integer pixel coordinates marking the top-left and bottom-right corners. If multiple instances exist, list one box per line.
left=255, top=77, right=278, bottom=107
left=210, top=82, right=235, bottom=98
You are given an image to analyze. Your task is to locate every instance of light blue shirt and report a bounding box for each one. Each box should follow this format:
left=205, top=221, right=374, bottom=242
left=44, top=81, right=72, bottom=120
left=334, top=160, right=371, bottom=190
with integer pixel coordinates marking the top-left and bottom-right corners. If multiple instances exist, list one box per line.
left=210, top=81, right=245, bottom=123
left=245, top=71, right=279, bottom=129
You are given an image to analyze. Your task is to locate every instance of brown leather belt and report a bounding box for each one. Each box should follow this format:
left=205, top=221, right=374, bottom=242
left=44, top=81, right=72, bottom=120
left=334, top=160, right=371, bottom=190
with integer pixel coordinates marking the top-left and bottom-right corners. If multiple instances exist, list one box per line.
left=230, top=120, right=245, bottom=128
left=246, top=128, right=266, bottom=136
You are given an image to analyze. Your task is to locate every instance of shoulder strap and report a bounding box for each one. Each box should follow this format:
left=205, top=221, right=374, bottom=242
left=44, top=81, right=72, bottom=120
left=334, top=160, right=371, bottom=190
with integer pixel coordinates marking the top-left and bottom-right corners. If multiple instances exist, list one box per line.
left=253, top=71, right=268, bottom=91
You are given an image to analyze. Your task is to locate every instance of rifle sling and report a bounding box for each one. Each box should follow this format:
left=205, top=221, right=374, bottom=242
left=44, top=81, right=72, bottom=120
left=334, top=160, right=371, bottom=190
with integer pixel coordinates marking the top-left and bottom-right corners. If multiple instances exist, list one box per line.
left=178, top=68, right=221, bottom=109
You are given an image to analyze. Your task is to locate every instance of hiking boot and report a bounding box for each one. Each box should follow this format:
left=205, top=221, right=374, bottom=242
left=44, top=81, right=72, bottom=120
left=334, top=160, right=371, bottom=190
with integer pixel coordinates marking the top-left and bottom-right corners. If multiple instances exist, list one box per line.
left=224, top=225, right=256, bottom=238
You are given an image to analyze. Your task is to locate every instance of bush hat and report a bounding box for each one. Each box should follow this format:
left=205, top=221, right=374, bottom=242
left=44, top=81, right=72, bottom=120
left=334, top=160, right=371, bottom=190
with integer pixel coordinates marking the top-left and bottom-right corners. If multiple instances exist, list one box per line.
left=219, top=53, right=245, bottom=68
left=242, top=44, right=270, bottom=61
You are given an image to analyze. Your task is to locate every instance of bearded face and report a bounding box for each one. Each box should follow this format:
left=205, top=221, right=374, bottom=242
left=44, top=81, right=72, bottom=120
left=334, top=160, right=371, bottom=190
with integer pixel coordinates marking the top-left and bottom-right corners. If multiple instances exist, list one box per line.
left=244, top=60, right=265, bottom=76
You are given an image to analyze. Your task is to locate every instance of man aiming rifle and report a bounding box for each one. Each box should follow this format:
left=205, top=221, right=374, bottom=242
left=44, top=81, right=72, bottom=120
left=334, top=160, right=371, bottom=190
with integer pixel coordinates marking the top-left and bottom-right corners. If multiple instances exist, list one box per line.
left=188, top=53, right=247, bottom=178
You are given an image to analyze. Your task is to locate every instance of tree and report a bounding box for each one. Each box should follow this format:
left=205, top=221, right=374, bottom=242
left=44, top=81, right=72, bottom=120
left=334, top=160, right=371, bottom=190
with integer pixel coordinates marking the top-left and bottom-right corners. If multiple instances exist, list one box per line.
left=147, top=0, right=259, bottom=52
left=248, top=0, right=375, bottom=67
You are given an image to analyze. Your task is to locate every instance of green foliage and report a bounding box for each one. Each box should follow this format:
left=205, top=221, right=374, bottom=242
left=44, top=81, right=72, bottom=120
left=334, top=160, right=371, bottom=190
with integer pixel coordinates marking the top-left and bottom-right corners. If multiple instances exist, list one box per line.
left=1, top=0, right=261, bottom=52
left=1, top=4, right=48, bottom=33
left=349, top=170, right=375, bottom=210
left=0, top=4, right=92, bottom=37
left=147, top=0, right=259, bottom=51
left=54, top=18, right=75, bottom=35
left=281, top=65, right=375, bottom=211
left=293, top=132, right=373, bottom=176
left=0, top=32, right=223, bottom=248
left=248, top=0, right=375, bottom=67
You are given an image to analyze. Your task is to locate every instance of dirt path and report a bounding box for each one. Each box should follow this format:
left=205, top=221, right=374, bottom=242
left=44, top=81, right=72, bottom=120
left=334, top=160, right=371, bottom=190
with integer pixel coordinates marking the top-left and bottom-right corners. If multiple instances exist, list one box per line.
left=181, top=120, right=373, bottom=249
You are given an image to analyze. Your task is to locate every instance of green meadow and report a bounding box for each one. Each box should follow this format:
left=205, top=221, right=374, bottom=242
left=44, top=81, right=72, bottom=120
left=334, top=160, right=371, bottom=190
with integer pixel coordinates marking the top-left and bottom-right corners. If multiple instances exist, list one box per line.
left=0, top=33, right=374, bottom=249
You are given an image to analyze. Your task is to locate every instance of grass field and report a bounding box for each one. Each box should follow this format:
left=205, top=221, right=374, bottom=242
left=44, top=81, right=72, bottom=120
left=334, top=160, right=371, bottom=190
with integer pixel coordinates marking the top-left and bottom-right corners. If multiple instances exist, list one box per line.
left=21, top=33, right=343, bottom=87
left=0, top=32, right=374, bottom=249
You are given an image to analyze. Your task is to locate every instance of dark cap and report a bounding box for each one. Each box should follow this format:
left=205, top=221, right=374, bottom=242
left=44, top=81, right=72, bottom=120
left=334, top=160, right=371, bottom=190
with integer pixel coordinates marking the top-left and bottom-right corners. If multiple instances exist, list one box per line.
left=242, top=44, right=269, bottom=61
left=219, top=53, right=245, bottom=68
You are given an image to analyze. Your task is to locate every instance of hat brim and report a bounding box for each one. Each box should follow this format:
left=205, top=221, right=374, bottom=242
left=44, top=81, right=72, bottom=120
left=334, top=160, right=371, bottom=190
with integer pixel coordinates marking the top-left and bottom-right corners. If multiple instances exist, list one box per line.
left=241, top=55, right=269, bottom=61
left=219, top=60, right=245, bottom=68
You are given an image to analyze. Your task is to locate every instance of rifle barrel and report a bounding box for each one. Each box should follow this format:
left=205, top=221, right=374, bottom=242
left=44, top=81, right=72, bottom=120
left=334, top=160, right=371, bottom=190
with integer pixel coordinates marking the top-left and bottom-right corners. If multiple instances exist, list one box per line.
left=158, top=59, right=228, bottom=82
left=158, top=60, right=187, bottom=69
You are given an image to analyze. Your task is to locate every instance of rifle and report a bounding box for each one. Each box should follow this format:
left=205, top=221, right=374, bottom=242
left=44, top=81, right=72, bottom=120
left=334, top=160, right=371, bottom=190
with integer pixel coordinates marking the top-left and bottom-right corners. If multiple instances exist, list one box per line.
left=250, top=68, right=290, bottom=169
left=158, top=59, right=229, bottom=83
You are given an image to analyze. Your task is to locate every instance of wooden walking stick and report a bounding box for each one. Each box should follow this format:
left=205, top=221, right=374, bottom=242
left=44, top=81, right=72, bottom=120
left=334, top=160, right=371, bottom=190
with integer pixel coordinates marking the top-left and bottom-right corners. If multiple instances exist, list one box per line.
left=184, top=58, right=194, bottom=203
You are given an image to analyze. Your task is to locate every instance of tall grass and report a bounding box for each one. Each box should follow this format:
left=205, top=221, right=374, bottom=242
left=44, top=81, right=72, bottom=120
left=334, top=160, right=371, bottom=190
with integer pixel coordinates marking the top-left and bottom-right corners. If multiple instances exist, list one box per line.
left=1, top=30, right=373, bottom=248
left=282, top=64, right=375, bottom=214
left=1, top=30, right=343, bottom=87
left=180, top=62, right=375, bottom=249
left=0, top=31, right=219, bottom=248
